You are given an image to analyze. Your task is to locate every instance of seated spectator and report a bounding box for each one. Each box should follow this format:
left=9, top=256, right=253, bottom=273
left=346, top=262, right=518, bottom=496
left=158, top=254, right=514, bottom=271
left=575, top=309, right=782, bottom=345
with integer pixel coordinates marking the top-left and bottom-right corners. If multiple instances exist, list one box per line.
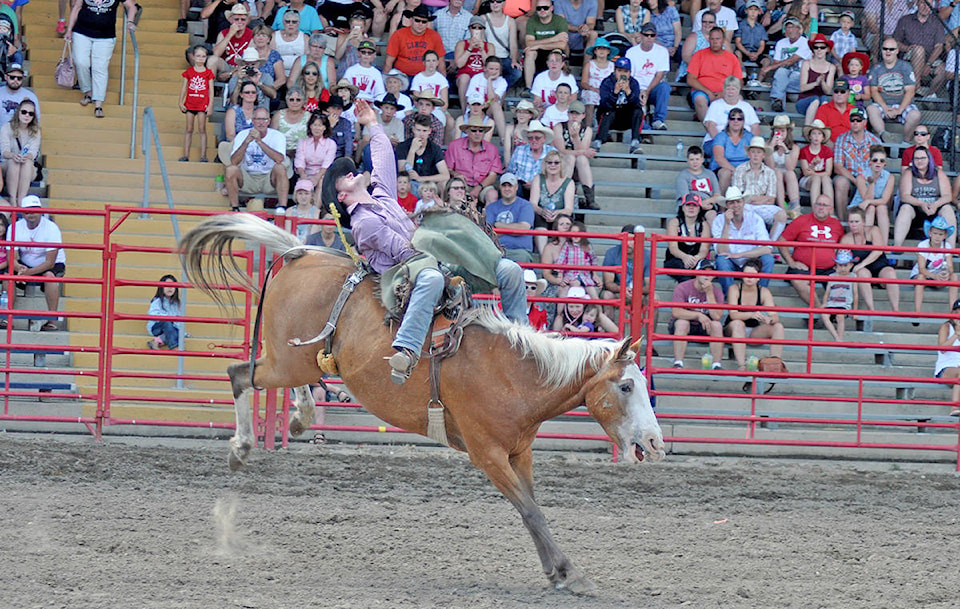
left=530, top=149, right=576, bottom=251
left=711, top=186, right=774, bottom=294
left=849, top=145, right=893, bottom=249
left=466, top=56, right=509, bottom=141
left=295, top=112, right=336, bottom=198
left=207, top=3, right=254, bottom=83
left=343, top=40, right=386, bottom=102
left=616, top=0, right=650, bottom=47
left=486, top=173, right=536, bottom=262
left=895, top=146, right=956, bottom=252
left=553, top=286, right=618, bottom=334
left=821, top=249, right=858, bottom=342
left=841, top=208, right=900, bottom=315
left=552, top=100, right=596, bottom=209
left=523, top=270, right=551, bottom=330
left=0, top=64, right=39, bottom=130
left=523, top=0, right=570, bottom=89
left=367, top=93, right=405, bottom=148
left=455, top=17, right=495, bottom=104
left=396, top=171, right=418, bottom=213
left=842, top=51, right=870, bottom=110
left=434, top=0, right=472, bottom=68
left=504, top=99, right=538, bottom=167
left=580, top=38, right=614, bottom=131
left=830, top=10, right=859, bottom=63
left=322, top=0, right=370, bottom=30
left=813, top=79, right=854, bottom=145
left=796, top=33, right=836, bottom=126
left=798, top=119, right=834, bottom=213
left=669, top=259, right=724, bottom=369
left=674, top=145, right=722, bottom=215
left=271, top=87, right=310, bottom=159
left=286, top=179, right=321, bottom=241
left=296, top=61, right=332, bottom=113
left=335, top=11, right=373, bottom=75
left=911, top=217, right=957, bottom=321
left=383, top=69, right=414, bottom=117
left=934, top=299, right=960, bottom=417
left=765, top=116, right=800, bottom=217
left=271, top=0, right=324, bottom=33
left=554, top=0, right=597, bottom=52
left=601, top=223, right=651, bottom=313
left=324, top=96, right=356, bottom=160
left=647, top=0, right=681, bottom=59
left=702, top=76, right=761, bottom=153
left=724, top=259, right=785, bottom=372
left=245, top=25, right=285, bottom=96
left=593, top=56, right=643, bottom=154
left=624, top=22, right=671, bottom=130
left=531, top=49, right=579, bottom=112
left=867, top=39, right=922, bottom=143
left=893, top=0, right=944, bottom=85
left=734, top=136, right=788, bottom=240
left=506, top=119, right=558, bottom=194
left=454, top=94, right=496, bottom=141
left=287, top=33, right=337, bottom=102
left=5, top=196, right=65, bottom=331
left=221, top=107, right=290, bottom=212
left=444, top=115, right=503, bottom=205
left=223, top=79, right=261, bottom=143
left=901, top=125, right=943, bottom=169
left=734, top=0, right=769, bottom=73
left=540, top=83, right=573, bottom=129
left=384, top=5, right=446, bottom=78
left=778, top=194, right=845, bottom=307
left=0, top=98, right=39, bottom=208
left=929, top=45, right=960, bottom=100
left=305, top=210, right=348, bottom=250
left=675, top=10, right=714, bottom=85
left=402, top=91, right=446, bottom=148
left=146, top=274, right=184, bottom=350
left=479, top=0, right=523, bottom=89
left=553, top=219, right=600, bottom=299
left=833, top=107, right=882, bottom=220
left=759, top=17, right=811, bottom=113
left=541, top=213, right=575, bottom=320
left=224, top=48, right=275, bottom=108
left=333, top=79, right=359, bottom=124
left=398, top=114, right=451, bottom=196
left=411, top=181, right=440, bottom=221
left=411, top=50, right=455, bottom=142
left=665, top=193, right=711, bottom=282
left=686, top=27, right=742, bottom=122
left=710, top=107, right=749, bottom=193
left=272, top=9, right=307, bottom=78
left=693, top=0, right=738, bottom=40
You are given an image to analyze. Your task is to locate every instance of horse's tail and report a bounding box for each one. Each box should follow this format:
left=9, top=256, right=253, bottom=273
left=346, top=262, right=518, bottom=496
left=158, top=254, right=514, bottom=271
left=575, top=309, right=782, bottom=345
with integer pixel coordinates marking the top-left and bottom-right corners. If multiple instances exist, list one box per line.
left=179, top=213, right=305, bottom=307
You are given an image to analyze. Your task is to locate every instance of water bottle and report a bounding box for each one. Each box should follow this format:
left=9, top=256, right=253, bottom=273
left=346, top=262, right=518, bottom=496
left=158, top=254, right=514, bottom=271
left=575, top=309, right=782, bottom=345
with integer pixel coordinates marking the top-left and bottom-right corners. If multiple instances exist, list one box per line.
left=214, top=174, right=225, bottom=194
left=676, top=139, right=684, bottom=159
left=0, top=291, right=6, bottom=311
left=701, top=352, right=713, bottom=369
left=747, top=356, right=759, bottom=371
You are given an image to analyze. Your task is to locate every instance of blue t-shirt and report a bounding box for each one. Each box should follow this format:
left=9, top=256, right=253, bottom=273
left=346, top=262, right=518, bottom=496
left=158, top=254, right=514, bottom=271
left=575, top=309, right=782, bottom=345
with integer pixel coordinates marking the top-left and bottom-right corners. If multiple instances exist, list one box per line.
left=272, top=5, right=324, bottom=33
left=735, top=20, right=768, bottom=52
left=602, top=242, right=651, bottom=287
left=485, top=197, right=535, bottom=252
left=710, top=131, right=750, bottom=171
left=650, top=6, right=680, bottom=48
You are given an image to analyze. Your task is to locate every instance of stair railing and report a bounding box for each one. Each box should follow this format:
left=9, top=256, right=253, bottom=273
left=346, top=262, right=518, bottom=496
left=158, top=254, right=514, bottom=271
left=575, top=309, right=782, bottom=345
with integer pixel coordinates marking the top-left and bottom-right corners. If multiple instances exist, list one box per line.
left=119, top=12, right=140, bottom=159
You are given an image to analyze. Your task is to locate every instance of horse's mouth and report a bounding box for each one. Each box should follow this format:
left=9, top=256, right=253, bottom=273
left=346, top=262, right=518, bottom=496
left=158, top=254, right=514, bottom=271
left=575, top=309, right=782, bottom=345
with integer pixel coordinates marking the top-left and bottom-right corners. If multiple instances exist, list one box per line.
left=633, top=443, right=645, bottom=462
left=625, top=438, right=665, bottom=463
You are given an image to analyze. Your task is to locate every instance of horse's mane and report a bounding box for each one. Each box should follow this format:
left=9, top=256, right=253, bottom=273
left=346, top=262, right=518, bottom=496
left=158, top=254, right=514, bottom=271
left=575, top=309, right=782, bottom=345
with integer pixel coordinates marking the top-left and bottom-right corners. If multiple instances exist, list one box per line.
left=472, top=307, right=618, bottom=391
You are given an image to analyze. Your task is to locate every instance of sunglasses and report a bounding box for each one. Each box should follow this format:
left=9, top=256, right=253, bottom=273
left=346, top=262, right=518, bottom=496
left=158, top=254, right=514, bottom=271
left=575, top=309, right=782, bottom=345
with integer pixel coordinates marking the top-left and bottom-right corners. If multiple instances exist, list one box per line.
left=450, top=185, right=466, bottom=190
left=359, top=49, right=376, bottom=54
left=642, top=32, right=656, bottom=37
left=19, top=110, right=33, bottom=116
left=546, top=160, right=561, bottom=165
left=413, top=17, right=430, bottom=23
left=729, top=115, right=744, bottom=120
left=536, top=5, right=552, bottom=10
left=870, top=158, right=885, bottom=163
left=813, top=45, right=827, bottom=50
left=525, top=285, right=537, bottom=290
left=914, top=131, right=929, bottom=136
left=470, top=25, right=485, bottom=29
left=834, top=88, right=848, bottom=93
left=242, top=89, right=258, bottom=94
left=882, top=47, right=897, bottom=51
left=468, top=128, right=486, bottom=132
left=287, top=97, right=303, bottom=102
left=283, top=19, right=299, bottom=23
left=6, top=74, right=22, bottom=80
left=850, top=117, right=865, bottom=122
left=303, top=71, right=318, bottom=76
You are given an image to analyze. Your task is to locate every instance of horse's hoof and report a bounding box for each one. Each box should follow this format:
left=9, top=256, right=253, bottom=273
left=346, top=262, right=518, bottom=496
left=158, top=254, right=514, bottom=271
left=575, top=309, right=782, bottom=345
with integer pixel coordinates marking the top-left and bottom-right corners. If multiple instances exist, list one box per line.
left=289, top=417, right=307, bottom=437
left=557, top=575, right=596, bottom=595
left=228, top=451, right=245, bottom=472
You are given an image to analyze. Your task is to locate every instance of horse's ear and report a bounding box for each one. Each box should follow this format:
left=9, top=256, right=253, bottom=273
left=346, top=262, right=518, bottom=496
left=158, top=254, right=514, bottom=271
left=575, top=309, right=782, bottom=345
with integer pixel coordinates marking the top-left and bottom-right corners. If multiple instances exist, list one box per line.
left=629, top=337, right=643, bottom=353
left=615, top=338, right=632, bottom=361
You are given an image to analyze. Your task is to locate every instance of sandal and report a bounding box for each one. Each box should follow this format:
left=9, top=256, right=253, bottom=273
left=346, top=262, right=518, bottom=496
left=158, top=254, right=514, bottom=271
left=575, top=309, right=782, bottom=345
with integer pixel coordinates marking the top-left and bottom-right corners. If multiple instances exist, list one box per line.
left=80, top=93, right=92, bottom=106
left=336, top=390, right=352, bottom=403
left=178, top=156, right=189, bottom=162
left=199, top=156, right=208, bottom=163
left=147, top=339, right=158, bottom=350
left=40, top=321, right=58, bottom=332
left=94, top=107, right=104, bottom=118
left=950, top=408, right=960, bottom=417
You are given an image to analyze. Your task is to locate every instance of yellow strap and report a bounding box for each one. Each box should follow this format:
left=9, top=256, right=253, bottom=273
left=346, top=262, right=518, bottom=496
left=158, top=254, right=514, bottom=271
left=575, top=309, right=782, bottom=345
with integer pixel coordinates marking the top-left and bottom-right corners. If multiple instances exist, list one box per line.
left=328, top=202, right=361, bottom=266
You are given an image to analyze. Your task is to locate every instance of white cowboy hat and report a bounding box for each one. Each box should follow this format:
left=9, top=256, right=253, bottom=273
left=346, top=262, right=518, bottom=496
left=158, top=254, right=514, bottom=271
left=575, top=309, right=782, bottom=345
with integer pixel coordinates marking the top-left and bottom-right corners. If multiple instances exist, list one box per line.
left=526, top=119, right=554, bottom=138
left=523, top=269, right=548, bottom=295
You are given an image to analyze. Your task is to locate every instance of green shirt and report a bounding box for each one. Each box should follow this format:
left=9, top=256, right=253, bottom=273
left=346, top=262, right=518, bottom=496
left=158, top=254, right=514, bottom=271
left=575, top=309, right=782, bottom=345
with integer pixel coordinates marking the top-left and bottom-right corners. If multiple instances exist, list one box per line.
left=526, top=14, right=568, bottom=41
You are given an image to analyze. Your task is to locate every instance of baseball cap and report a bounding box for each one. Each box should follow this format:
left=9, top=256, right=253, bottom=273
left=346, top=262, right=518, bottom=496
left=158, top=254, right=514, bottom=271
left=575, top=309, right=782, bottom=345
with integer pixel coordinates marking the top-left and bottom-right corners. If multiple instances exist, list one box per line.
left=850, top=107, right=866, bottom=119
left=500, top=173, right=519, bottom=185
left=294, top=178, right=314, bottom=192
left=21, top=195, right=42, bottom=208
left=357, top=40, right=378, bottom=53
left=6, top=63, right=25, bottom=75
left=746, top=0, right=764, bottom=8
left=614, top=57, right=631, bottom=70
left=567, top=286, right=588, bottom=299
left=833, top=79, right=849, bottom=92
left=640, top=22, right=657, bottom=34
left=568, top=100, right=585, bottom=114
left=696, top=259, right=715, bottom=271
left=466, top=92, right=485, bottom=105
left=783, top=16, right=801, bottom=27
left=680, top=193, right=703, bottom=207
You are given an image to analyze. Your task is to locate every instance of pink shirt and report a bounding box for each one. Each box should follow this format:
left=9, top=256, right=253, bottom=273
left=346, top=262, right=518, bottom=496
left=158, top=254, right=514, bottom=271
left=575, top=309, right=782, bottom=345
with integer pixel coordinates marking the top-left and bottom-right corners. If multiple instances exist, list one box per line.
left=294, top=136, right=336, bottom=176
left=444, top=138, right=503, bottom=188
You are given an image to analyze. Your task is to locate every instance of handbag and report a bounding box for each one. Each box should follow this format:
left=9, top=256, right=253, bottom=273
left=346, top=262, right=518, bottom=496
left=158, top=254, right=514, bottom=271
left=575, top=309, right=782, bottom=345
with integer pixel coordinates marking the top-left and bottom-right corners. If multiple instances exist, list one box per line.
left=758, top=356, right=788, bottom=373
left=55, top=40, right=74, bottom=88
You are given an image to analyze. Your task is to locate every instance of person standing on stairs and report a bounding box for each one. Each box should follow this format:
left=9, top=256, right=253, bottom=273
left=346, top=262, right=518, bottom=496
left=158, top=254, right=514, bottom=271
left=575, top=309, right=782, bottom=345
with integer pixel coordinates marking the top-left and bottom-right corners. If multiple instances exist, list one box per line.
left=64, top=0, right=139, bottom=118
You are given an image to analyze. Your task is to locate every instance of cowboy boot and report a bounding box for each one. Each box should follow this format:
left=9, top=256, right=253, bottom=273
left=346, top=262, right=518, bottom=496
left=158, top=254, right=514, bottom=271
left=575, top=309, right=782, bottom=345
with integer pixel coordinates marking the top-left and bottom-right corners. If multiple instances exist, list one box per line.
left=581, top=185, right=600, bottom=210
left=388, top=347, right=420, bottom=385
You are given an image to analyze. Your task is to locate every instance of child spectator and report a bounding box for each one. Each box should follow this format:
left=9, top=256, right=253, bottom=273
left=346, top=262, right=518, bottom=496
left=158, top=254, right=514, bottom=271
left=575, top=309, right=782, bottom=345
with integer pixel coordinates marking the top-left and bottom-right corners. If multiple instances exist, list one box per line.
left=849, top=145, right=893, bottom=248
left=342, top=40, right=386, bottom=102
left=531, top=49, right=579, bottom=112
left=934, top=299, right=960, bottom=417
left=411, top=50, right=455, bottom=142
left=179, top=45, right=215, bottom=163
left=734, top=0, right=769, bottom=74
left=765, top=115, right=801, bottom=218
left=412, top=181, right=440, bottom=222
left=911, top=217, right=958, bottom=325
left=841, top=51, right=870, bottom=111
left=397, top=171, right=418, bottom=213
left=540, top=82, right=572, bottom=129
left=466, top=56, right=508, bottom=141
left=524, top=269, right=550, bottom=331
left=504, top=99, right=538, bottom=166
left=287, top=179, right=320, bottom=241
left=552, top=100, right=596, bottom=209
left=821, top=249, right=858, bottom=342
left=147, top=275, right=185, bottom=350
left=798, top=119, right=834, bottom=213
left=453, top=94, right=495, bottom=140
left=830, top=10, right=858, bottom=62
left=579, top=38, right=613, bottom=132
left=674, top=145, right=723, bottom=214
left=324, top=97, right=355, bottom=160
left=553, top=286, right=617, bottom=334
left=553, top=220, right=600, bottom=299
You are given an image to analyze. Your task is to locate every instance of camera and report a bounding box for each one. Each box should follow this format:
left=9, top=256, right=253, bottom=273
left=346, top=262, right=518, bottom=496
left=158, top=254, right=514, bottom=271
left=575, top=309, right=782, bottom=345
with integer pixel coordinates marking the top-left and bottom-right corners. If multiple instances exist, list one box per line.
left=619, top=74, right=628, bottom=82
left=244, top=66, right=256, bottom=76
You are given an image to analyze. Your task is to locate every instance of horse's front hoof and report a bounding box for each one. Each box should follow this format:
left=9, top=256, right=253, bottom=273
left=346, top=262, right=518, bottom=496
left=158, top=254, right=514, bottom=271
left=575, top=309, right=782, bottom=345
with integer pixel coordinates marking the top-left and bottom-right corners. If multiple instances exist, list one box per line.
left=228, top=438, right=251, bottom=471
left=289, top=416, right=308, bottom=437
left=550, top=566, right=596, bottom=596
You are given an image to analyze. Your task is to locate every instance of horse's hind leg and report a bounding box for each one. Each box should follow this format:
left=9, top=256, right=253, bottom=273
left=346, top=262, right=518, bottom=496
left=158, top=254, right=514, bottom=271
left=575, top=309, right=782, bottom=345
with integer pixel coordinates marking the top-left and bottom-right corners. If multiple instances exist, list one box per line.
left=227, top=361, right=256, bottom=471
left=288, top=384, right=315, bottom=437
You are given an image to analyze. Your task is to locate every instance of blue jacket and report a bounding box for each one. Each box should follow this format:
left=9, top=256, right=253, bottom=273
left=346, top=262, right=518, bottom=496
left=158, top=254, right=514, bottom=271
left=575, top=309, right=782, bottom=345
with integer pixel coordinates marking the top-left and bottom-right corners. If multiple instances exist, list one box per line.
left=598, top=73, right=641, bottom=112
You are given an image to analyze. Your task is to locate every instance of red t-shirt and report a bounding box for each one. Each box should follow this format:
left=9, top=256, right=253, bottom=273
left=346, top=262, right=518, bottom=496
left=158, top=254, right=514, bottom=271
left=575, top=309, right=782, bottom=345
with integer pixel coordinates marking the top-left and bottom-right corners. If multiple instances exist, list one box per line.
left=398, top=192, right=418, bottom=213
left=799, top=144, right=834, bottom=174
left=780, top=213, right=844, bottom=270
left=687, top=49, right=743, bottom=93
left=813, top=102, right=853, bottom=144
left=386, top=27, right=446, bottom=76
left=218, top=27, right=253, bottom=66
left=901, top=145, right=943, bottom=168
left=182, top=67, right=215, bottom=112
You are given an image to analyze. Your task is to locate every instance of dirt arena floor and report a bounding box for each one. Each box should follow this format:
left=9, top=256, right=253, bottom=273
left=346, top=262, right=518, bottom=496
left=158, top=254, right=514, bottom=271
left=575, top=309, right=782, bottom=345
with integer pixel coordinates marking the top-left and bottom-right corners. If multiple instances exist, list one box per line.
left=0, top=433, right=958, bottom=609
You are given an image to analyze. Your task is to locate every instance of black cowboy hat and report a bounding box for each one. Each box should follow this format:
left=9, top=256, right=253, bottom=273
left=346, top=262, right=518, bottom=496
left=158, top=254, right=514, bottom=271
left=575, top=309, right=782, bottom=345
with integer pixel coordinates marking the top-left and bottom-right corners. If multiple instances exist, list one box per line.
left=321, top=157, right=357, bottom=228
left=375, top=92, right=401, bottom=109
left=403, top=5, right=435, bottom=21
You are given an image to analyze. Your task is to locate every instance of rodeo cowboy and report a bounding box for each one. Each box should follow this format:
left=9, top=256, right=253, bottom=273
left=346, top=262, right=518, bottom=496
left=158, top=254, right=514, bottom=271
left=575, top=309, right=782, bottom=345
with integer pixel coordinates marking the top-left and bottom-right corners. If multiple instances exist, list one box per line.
left=321, top=99, right=529, bottom=385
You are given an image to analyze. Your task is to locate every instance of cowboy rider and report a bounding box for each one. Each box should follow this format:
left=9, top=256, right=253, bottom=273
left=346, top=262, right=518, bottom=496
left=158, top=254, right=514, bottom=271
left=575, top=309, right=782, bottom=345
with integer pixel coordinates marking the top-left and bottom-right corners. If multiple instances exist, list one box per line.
left=321, top=98, right=529, bottom=385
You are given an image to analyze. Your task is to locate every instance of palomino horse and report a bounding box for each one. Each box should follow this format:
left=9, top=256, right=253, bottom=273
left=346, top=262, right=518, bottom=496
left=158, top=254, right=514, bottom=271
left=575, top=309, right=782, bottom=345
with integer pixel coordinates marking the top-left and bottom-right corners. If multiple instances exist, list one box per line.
left=180, top=214, right=665, bottom=593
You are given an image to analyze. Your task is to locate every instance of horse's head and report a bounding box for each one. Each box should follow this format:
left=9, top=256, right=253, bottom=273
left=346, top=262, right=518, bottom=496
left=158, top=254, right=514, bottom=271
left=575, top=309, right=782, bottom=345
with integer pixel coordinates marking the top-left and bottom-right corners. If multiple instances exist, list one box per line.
left=584, top=338, right=665, bottom=464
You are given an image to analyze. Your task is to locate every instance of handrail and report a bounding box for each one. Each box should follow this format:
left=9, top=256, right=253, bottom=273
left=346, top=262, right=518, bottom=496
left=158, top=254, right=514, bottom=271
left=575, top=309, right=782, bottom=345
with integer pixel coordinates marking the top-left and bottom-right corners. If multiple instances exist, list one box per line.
left=120, top=15, right=140, bottom=158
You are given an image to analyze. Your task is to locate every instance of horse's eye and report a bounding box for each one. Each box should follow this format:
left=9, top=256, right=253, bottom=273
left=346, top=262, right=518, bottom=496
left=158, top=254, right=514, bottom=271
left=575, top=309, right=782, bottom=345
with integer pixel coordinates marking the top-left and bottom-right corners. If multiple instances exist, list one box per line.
left=619, top=383, right=632, bottom=394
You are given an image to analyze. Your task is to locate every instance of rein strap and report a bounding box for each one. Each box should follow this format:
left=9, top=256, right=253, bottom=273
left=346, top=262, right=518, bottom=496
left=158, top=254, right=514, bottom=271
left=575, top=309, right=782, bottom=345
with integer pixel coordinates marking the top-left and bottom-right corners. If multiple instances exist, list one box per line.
left=288, top=267, right=368, bottom=349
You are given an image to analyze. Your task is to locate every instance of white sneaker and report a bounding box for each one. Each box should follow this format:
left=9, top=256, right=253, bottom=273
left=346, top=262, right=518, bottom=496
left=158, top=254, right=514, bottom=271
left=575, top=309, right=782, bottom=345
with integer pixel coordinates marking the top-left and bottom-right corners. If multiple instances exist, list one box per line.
left=29, top=320, right=42, bottom=332
left=629, top=139, right=642, bottom=154
left=651, top=120, right=667, bottom=130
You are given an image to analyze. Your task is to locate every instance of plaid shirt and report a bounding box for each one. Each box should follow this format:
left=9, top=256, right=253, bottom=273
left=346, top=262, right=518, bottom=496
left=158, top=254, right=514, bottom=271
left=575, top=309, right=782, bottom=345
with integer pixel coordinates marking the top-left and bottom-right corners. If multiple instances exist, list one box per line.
left=402, top=113, right=445, bottom=148
left=434, top=7, right=472, bottom=55
left=830, top=29, right=858, bottom=60
left=834, top=130, right=882, bottom=178
left=506, top=144, right=558, bottom=185
left=733, top=162, right=777, bottom=200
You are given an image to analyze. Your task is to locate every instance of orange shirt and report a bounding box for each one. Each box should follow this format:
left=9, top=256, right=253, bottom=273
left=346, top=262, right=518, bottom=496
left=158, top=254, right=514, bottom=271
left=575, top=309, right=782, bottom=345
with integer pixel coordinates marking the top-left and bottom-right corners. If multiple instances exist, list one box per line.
left=687, top=49, right=743, bottom=94
left=504, top=0, right=531, bottom=18
left=386, top=27, right=446, bottom=76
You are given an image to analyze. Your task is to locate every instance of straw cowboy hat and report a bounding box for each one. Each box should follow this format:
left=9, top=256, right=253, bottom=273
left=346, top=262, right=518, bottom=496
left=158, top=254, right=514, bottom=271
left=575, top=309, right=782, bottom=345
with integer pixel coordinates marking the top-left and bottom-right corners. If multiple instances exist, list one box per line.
left=514, top=99, right=539, bottom=119
left=459, top=113, right=493, bottom=133
left=334, top=78, right=359, bottom=97
left=523, top=269, right=548, bottom=296
left=771, top=114, right=794, bottom=130
left=802, top=119, right=832, bottom=142
left=228, top=3, right=249, bottom=16
left=411, top=89, right=445, bottom=108
left=747, top=135, right=771, bottom=156
left=525, top=119, right=554, bottom=138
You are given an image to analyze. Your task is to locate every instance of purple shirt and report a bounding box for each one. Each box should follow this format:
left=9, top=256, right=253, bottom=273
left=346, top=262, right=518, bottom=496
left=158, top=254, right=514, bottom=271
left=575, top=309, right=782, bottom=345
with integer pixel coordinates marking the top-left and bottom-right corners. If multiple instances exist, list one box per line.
left=444, top=138, right=504, bottom=188
left=347, top=123, right=419, bottom=274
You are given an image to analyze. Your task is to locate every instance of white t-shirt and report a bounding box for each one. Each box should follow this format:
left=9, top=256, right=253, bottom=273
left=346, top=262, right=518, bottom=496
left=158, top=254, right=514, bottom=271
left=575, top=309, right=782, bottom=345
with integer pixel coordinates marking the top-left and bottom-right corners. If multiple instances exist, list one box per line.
left=531, top=71, right=579, bottom=107
left=466, top=73, right=508, bottom=101
left=231, top=128, right=287, bottom=174
left=8, top=216, right=66, bottom=267
left=772, top=36, right=812, bottom=63
left=411, top=71, right=450, bottom=125
left=693, top=6, right=738, bottom=33
left=343, top=64, right=386, bottom=101
left=624, top=43, right=670, bottom=90
left=540, top=104, right=569, bottom=129
left=702, top=98, right=760, bottom=145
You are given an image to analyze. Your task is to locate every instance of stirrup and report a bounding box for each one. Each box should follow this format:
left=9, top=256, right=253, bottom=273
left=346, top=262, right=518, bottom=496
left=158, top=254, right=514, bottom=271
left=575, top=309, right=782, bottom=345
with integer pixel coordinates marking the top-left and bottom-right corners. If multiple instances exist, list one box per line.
left=388, top=348, right=419, bottom=385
